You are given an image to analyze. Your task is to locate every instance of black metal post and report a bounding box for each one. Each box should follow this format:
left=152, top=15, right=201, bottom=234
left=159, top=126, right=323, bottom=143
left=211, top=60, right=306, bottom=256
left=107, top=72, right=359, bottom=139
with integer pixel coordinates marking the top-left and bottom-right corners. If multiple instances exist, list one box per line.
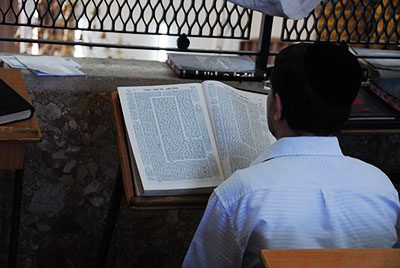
left=256, top=15, right=274, bottom=74
left=96, top=167, right=123, bottom=268
left=8, top=169, right=24, bottom=268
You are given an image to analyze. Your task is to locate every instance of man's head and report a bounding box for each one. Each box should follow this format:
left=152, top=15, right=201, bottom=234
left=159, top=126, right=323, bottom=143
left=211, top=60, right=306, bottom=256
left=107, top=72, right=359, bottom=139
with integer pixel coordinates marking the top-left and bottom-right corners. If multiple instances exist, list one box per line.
left=268, top=42, right=362, bottom=138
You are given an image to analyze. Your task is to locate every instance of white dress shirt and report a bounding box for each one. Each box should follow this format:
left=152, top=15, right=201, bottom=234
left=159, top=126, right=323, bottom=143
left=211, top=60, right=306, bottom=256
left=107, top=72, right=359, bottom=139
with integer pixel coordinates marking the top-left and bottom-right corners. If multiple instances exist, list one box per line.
left=183, top=136, right=400, bottom=268
left=227, top=0, right=321, bottom=19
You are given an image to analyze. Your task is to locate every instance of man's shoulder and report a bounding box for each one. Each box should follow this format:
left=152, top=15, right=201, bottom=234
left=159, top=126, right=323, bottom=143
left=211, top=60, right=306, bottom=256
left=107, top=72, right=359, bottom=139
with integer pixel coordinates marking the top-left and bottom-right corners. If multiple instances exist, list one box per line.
left=214, top=155, right=398, bottom=208
left=214, top=162, right=281, bottom=207
left=343, top=156, right=394, bottom=188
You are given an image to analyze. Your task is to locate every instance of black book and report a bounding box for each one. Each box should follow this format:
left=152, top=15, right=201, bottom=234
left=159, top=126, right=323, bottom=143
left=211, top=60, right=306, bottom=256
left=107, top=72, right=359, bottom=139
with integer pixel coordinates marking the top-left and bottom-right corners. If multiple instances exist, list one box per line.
left=167, top=53, right=267, bottom=81
left=0, top=78, right=34, bottom=125
left=369, top=77, right=400, bottom=112
left=350, top=86, right=399, bottom=118
left=370, top=77, right=400, bottom=100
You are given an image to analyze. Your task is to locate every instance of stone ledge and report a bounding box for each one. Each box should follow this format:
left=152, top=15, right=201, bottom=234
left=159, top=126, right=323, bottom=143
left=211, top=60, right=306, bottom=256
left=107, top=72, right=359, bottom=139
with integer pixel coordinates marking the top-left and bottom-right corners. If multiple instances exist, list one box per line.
left=21, top=57, right=189, bottom=92
left=2, top=54, right=265, bottom=92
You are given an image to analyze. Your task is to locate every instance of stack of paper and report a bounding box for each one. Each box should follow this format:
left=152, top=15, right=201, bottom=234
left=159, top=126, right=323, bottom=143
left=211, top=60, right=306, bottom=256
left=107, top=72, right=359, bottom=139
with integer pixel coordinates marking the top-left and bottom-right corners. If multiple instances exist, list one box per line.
left=0, top=55, right=85, bottom=76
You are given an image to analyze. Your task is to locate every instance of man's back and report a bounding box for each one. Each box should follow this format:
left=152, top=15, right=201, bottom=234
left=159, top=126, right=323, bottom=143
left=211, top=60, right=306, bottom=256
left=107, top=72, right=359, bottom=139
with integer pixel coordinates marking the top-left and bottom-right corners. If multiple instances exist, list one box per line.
left=183, top=137, right=400, bottom=267
left=183, top=43, right=400, bottom=268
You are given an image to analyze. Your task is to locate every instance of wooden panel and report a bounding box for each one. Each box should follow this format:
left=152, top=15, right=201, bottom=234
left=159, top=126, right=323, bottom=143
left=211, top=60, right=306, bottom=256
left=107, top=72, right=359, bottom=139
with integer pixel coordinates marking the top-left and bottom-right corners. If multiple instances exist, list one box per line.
left=260, top=249, right=400, bottom=268
left=111, top=92, right=136, bottom=205
left=111, top=92, right=209, bottom=210
left=0, top=143, right=24, bottom=169
left=0, top=69, right=42, bottom=142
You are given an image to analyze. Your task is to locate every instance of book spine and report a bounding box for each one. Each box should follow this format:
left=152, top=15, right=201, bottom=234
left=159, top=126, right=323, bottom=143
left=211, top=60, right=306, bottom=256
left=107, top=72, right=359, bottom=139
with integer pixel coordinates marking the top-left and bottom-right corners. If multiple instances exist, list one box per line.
left=166, top=56, right=183, bottom=78
left=166, top=55, right=267, bottom=81
left=370, top=83, right=400, bottom=112
left=175, top=69, right=266, bottom=81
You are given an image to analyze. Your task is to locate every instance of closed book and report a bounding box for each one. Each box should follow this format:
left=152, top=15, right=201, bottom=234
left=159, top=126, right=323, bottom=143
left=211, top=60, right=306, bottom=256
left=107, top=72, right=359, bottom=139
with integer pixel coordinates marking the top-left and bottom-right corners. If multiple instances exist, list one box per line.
left=350, top=86, right=397, bottom=118
left=0, top=78, right=35, bottom=125
left=167, top=53, right=267, bottom=81
left=370, top=76, right=400, bottom=113
left=350, top=47, right=400, bottom=72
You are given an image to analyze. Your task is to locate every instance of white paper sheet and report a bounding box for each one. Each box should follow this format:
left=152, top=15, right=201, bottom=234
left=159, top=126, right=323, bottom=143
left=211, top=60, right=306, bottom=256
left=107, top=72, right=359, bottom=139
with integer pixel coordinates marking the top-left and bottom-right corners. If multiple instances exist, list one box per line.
left=14, top=55, right=85, bottom=76
left=0, top=56, right=27, bottom=69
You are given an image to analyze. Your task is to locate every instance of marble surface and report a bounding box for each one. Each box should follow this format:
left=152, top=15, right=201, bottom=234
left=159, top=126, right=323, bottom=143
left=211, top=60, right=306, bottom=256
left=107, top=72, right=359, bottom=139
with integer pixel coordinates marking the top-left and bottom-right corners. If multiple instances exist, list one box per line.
left=0, top=90, right=204, bottom=267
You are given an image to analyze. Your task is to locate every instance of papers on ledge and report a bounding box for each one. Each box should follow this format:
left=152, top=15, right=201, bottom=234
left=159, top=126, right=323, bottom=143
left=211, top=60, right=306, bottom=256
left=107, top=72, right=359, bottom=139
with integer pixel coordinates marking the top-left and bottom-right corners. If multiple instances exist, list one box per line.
left=0, top=55, right=85, bottom=76
left=351, top=47, right=400, bottom=72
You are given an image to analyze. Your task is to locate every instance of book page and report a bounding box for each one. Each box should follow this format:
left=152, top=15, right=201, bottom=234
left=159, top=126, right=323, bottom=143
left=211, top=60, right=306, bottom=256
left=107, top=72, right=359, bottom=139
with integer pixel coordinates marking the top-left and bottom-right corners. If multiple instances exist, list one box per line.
left=202, top=81, right=275, bottom=177
left=118, top=83, right=224, bottom=193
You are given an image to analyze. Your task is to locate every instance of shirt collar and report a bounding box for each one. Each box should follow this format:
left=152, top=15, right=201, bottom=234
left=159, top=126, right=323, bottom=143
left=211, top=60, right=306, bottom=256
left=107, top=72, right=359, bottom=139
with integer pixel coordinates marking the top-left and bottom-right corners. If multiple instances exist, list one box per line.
left=251, top=136, right=343, bottom=166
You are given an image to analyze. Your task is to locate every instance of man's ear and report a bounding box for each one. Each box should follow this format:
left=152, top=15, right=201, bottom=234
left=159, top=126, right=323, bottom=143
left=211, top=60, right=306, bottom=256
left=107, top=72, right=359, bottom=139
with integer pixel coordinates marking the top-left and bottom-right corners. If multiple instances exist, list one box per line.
left=273, top=93, right=283, bottom=121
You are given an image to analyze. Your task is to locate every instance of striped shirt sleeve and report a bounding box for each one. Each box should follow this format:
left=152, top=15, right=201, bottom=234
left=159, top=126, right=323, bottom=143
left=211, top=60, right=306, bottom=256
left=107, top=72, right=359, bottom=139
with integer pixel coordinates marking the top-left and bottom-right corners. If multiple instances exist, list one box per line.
left=182, top=193, right=243, bottom=268
left=395, top=216, right=400, bottom=248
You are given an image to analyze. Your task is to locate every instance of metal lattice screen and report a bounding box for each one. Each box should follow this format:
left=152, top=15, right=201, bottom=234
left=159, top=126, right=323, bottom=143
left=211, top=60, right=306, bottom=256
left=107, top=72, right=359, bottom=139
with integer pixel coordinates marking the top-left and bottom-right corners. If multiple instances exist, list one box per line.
left=0, top=0, right=252, bottom=39
left=281, top=0, right=400, bottom=48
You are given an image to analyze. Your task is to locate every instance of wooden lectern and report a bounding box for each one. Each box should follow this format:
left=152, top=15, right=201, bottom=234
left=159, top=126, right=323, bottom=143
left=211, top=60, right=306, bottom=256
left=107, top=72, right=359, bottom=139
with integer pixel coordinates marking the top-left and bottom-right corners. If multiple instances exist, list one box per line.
left=96, top=91, right=210, bottom=267
left=110, top=91, right=209, bottom=209
left=0, top=69, right=42, bottom=268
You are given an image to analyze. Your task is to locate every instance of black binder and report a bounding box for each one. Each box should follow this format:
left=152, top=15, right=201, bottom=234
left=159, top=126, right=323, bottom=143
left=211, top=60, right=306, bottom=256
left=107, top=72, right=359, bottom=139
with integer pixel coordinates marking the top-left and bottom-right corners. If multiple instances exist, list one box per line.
left=0, top=78, right=34, bottom=125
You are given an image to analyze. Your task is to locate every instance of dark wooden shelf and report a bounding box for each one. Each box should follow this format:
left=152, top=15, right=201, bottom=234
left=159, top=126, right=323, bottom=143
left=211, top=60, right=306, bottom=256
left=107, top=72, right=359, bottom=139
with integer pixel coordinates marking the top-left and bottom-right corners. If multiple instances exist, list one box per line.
left=0, top=69, right=42, bottom=169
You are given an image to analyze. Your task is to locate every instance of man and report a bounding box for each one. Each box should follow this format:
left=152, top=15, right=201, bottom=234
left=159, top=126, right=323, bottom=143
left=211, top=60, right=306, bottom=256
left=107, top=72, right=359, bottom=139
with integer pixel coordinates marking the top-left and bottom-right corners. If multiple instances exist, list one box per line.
left=182, top=42, right=400, bottom=268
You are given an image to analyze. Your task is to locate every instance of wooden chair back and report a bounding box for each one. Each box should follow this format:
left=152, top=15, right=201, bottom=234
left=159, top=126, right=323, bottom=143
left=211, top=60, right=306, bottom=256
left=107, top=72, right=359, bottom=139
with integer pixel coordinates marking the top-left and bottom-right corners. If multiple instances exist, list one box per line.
left=260, top=248, right=400, bottom=268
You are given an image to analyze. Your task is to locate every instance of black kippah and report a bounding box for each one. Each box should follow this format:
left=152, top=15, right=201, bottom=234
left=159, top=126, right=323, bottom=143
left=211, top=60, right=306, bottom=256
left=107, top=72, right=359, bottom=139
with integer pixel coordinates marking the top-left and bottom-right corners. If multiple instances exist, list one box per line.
left=304, top=42, right=362, bottom=107
left=272, top=42, right=362, bottom=109
left=270, top=42, right=363, bottom=134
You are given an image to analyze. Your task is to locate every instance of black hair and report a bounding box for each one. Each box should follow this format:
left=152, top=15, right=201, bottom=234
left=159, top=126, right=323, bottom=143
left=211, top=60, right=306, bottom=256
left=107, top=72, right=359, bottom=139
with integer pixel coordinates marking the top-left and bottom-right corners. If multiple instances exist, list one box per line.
left=270, top=42, right=362, bottom=135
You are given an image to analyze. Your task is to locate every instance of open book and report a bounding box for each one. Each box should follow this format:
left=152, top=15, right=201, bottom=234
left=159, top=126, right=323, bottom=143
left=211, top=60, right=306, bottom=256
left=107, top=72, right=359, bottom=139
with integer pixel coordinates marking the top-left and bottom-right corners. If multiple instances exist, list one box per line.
left=118, top=81, right=275, bottom=196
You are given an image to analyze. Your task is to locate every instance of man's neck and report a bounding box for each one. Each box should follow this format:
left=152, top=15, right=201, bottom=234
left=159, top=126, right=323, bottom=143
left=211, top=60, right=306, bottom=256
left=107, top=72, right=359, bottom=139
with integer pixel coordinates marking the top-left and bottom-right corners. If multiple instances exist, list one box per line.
left=274, top=125, right=316, bottom=140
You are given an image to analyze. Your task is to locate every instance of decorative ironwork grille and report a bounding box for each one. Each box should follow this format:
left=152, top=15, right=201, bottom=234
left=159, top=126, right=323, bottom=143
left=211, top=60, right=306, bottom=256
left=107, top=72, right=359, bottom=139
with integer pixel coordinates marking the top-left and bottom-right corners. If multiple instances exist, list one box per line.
left=281, top=0, right=400, bottom=48
left=1, top=0, right=399, bottom=69
left=0, top=0, right=252, bottom=39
